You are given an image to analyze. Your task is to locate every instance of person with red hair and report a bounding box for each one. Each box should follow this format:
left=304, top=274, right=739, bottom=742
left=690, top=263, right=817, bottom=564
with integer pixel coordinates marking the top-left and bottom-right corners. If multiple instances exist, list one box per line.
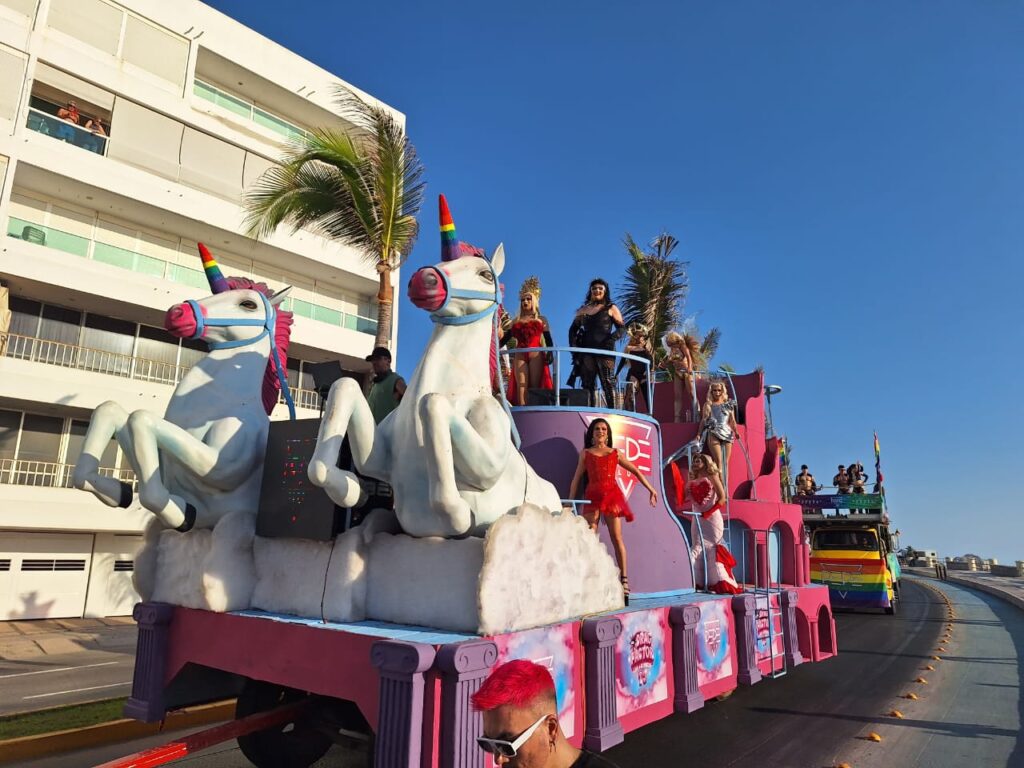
left=471, top=659, right=618, bottom=766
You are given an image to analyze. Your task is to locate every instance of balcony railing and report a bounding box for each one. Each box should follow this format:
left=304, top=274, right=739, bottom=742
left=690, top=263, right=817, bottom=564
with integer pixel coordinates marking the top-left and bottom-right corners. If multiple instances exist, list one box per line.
left=2, top=332, right=321, bottom=410
left=26, top=108, right=108, bottom=156
left=193, top=79, right=310, bottom=142
left=5, top=217, right=379, bottom=337
left=4, top=332, right=189, bottom=385
left=0, top=459, right=134, bottom=489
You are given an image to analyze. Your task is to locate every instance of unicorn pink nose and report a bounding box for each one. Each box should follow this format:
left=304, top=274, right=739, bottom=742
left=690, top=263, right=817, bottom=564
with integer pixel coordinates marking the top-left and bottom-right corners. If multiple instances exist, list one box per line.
left=408, top=267, right=447, bottom=311
left=164, top=302, right=198, bottom=339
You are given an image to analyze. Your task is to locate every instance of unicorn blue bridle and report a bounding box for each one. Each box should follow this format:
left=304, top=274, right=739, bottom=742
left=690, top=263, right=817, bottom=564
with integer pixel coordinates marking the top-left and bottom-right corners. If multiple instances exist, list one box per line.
left=185, top=292, right=296, bottom=420
left=427, top=257, right=520, bottom=447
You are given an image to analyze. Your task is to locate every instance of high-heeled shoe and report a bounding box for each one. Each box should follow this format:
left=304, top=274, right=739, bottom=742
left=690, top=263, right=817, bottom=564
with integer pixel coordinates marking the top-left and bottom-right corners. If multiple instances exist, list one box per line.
left=621, top=575, right=630, bottom=606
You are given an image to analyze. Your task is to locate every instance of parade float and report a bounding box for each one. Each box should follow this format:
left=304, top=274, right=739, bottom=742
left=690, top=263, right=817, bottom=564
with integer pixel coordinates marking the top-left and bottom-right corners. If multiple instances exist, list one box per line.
left=75, top=197, right=836, bottom=768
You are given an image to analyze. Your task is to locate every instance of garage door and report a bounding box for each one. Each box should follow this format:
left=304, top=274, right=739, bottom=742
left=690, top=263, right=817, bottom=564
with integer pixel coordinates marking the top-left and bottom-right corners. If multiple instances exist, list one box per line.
left=0, top=533, right=94, bottom=620
left=85, top=533, right=143, bottom=617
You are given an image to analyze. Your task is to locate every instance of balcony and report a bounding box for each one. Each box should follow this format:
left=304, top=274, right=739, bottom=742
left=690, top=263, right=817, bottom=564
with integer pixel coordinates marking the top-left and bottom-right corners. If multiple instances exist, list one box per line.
left=5, top=217, right=379, bottom=337
left=26, top=107, right=109, bottom=156
left=193, top=79, right=310, bottom=143
left=2, top=332, right=322, bottom=411
left=0, top=458, right=134, bottom=489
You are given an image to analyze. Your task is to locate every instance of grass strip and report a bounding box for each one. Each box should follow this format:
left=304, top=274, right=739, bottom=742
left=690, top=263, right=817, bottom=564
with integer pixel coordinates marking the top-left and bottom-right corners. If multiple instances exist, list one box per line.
left=0, top=697, right=127, bottom=740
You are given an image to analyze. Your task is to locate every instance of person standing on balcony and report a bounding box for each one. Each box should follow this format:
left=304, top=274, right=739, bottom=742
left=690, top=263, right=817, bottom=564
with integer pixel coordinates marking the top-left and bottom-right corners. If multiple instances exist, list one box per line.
left=56, top=100, right=80, bottom=142
left=365, top=346, right=406, bottom=424
left=83, top=117, right=108, bottom=154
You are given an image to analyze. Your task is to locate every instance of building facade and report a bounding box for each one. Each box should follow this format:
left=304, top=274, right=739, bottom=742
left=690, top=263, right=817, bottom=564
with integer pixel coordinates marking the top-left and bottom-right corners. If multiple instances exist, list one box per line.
left=0, top=0, right=402, bottom=619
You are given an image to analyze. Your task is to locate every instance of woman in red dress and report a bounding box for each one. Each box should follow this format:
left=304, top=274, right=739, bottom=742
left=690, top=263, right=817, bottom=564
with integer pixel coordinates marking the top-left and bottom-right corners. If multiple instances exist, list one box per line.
left=568, top=418, right=658, bottom=603
left=502, top=276, right=553, bottom=406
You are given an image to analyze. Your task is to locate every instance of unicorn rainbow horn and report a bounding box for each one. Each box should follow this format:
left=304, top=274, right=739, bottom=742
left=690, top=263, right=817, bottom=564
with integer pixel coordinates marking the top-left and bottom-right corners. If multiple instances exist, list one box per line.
left=439, top=194, right=460, bottom=262
left=198, top=242, right=231, bottom=294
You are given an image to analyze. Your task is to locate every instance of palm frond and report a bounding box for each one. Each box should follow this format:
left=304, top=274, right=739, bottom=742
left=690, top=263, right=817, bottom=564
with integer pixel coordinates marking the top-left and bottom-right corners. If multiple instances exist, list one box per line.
left=618, top=231, right=689, bottom=350
left=243, top=87, right=425, bottom=272
left=700, top=326, right=721, bottom=360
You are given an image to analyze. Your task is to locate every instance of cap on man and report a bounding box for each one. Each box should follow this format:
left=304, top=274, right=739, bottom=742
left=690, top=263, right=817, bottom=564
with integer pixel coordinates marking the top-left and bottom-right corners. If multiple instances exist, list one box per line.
left=365, top=346, right=406, bottom=424
left=472, top=659, right=618, bottom=767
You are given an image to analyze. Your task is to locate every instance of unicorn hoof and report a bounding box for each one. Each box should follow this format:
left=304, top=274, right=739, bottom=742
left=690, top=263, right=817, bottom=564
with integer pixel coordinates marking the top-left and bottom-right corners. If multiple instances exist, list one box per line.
left=118, top=482, right=133, bottom=508
left=176, top=504, right=197, bottom=533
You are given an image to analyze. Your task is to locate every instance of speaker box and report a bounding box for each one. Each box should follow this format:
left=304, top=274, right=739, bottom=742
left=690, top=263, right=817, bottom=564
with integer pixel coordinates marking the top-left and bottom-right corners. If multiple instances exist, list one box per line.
left=256, top=418, right=343, bottom=541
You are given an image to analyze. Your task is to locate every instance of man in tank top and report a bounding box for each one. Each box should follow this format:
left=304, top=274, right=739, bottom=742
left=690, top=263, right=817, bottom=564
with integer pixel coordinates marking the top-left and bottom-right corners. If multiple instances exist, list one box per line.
left=365, top=346, right=406, bottom=424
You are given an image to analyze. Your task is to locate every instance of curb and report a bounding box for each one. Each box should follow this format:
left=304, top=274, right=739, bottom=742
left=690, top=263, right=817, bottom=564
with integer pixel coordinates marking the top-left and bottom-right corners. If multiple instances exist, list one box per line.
left=0, top=699, right=235, bottom=765
left=905, top=571, right=1024, bottom=612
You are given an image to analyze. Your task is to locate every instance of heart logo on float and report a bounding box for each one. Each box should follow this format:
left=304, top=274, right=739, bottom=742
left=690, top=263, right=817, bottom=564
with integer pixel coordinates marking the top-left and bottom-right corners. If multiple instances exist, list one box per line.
left=580, top=414, right=653, bottom=498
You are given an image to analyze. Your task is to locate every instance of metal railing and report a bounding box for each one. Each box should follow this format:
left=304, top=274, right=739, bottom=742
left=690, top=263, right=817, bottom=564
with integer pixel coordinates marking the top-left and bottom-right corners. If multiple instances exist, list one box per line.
left=0, top=459, right=135, bottom=489
left=5, top=333, right=189, bottom=384
left=3, top=332, right=319, bottom=411
left=26, top=107, right=108, bottom=155
left=503, top=346, right=654, bottom=415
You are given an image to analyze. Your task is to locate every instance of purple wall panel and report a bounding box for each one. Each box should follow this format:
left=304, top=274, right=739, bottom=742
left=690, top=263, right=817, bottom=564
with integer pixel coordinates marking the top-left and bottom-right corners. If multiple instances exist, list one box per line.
left=513, top=409, right=694, bottom=596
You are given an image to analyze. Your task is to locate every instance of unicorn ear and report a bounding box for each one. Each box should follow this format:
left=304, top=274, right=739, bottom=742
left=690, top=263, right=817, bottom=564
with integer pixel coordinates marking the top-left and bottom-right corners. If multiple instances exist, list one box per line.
left=490, top=243, right=505, bottom=276
left=270, top=286, right=292, bottom=307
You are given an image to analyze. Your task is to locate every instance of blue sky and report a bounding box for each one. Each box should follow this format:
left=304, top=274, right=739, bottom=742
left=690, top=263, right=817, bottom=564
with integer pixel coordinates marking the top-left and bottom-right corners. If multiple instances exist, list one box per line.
left=210, top=1, right=1024, bottom=564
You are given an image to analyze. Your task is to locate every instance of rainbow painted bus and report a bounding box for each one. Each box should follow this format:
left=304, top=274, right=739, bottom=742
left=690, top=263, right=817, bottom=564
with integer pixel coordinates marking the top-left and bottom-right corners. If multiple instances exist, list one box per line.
left=806, top=511, right=901, bottom=614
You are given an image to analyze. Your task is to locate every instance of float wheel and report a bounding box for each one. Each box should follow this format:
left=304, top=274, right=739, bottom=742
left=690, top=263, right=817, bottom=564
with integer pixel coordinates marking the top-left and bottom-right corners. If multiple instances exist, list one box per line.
left=235, top=680, right=332, bottom=768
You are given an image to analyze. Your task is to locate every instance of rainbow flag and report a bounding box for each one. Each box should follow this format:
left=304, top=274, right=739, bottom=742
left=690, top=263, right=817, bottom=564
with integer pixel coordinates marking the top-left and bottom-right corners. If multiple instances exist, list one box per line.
left=874, top=431, right=884, bottom=486
left=778, top=436, right=789, bottom=467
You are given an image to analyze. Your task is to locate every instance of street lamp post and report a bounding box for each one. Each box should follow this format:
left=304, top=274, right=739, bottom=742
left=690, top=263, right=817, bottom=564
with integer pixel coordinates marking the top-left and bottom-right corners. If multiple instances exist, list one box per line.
left=764, top=384, right=783, bottom=437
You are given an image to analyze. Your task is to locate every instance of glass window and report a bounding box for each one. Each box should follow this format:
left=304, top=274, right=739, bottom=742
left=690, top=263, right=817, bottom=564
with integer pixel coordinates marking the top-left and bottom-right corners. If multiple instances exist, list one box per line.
left=179, top=337, right=207, bottom=370
left=136, top=325, right=180, bottom=384
left=0, top=410, right=20, bottom=460
left=38, top=304, right=81, bottom=345
left=80, top=314, right=134, bottom=375
left=296, top=362, right=314, bottom=391
left=17, top=413, right=62, bottom=463
left=7, top=296, right=40, bottom=337
left=66, top=419, right=117, bottom=468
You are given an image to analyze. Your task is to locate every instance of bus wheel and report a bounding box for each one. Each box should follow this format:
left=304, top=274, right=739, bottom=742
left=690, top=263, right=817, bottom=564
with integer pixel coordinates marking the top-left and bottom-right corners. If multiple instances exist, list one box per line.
left=236, top=680, right=332, bottom=768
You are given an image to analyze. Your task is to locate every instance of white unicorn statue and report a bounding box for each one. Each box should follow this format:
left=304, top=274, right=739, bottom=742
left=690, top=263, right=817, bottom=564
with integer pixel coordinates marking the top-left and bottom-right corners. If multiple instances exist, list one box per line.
left=310, top=195, right=561, bottom=537
left=72, top=245, right=293, bottom=608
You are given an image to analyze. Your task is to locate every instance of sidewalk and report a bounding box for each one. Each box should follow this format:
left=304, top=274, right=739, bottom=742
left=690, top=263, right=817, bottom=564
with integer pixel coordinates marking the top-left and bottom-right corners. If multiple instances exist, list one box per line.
left=905, top=566, right=1024, bottom=611
left=0, top=618, right=137, bottom=661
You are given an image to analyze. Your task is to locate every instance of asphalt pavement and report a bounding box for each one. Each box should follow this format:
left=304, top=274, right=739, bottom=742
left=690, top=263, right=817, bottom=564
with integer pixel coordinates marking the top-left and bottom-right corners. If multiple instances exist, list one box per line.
left=0, top=619, right=137, bottom=716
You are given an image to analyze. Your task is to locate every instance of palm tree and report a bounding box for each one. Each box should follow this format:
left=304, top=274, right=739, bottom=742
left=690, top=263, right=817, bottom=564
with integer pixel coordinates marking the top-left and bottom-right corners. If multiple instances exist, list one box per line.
left=618, top=232, right=689, bottom=355
left=244, top=88, right=425, bottom=350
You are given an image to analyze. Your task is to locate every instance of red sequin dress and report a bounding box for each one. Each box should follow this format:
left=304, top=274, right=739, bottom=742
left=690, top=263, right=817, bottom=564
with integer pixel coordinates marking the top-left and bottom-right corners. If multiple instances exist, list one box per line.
left=506, top=318, right=553, bottom=403
left=584, top=449, right=633, bottom=521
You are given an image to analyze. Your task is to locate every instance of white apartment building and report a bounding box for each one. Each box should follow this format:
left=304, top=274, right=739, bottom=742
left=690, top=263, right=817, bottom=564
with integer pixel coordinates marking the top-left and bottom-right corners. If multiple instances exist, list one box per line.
left=0, top=0, right=402, bottom=619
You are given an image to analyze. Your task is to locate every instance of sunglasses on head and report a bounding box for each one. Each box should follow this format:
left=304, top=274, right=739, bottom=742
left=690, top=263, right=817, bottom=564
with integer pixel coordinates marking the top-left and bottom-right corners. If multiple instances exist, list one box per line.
left=477, top=713, right=550, bottom=758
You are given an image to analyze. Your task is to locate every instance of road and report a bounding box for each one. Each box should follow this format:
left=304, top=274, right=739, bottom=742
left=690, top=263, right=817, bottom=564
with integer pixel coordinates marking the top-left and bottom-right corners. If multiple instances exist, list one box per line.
left=17, top=577, right=1024, bottom=767
left=0, top=647, right=135, bottom=716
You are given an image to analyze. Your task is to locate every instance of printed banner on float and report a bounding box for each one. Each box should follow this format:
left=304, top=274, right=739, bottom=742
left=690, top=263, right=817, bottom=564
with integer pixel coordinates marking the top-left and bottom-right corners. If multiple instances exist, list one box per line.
left=797, top=493, right=883, bottom=510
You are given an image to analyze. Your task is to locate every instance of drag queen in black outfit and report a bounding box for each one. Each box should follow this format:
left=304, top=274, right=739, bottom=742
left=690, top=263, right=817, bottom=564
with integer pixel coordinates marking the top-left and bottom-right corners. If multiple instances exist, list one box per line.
left=569, top=279, right=626, bottom=408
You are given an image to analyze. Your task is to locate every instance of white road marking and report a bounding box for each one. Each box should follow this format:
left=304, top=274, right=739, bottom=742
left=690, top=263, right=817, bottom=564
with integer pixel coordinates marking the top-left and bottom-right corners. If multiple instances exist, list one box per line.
left=0, top=661, right=120, bottom=680
left=22, top=681, right=132, bottom=700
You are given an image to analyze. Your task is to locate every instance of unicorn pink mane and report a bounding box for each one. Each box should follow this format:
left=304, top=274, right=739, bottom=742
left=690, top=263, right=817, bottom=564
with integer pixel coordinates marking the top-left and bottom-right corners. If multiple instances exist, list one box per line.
left=225, top=276, right=294, bottom=415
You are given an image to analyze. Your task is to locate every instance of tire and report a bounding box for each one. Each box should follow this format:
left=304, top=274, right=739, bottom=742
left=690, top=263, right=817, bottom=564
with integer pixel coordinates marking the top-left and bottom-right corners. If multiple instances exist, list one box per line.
left=235, top=680, right=332, bottom=768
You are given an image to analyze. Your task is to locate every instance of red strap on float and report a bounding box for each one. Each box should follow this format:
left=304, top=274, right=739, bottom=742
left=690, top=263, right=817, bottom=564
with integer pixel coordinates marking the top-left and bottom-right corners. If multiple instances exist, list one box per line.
left=94, top=701, right=310, bottom=768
